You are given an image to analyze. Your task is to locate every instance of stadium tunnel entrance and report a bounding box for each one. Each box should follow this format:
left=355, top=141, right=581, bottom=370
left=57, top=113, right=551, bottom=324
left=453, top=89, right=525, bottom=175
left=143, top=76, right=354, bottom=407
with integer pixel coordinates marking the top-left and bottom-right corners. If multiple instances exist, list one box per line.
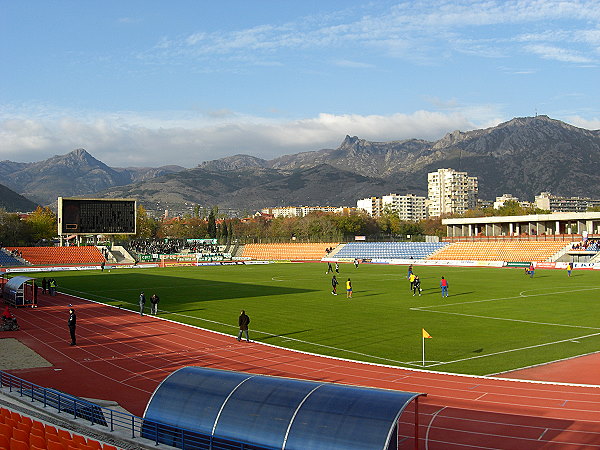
left=142, top=366, right=426, bottom=450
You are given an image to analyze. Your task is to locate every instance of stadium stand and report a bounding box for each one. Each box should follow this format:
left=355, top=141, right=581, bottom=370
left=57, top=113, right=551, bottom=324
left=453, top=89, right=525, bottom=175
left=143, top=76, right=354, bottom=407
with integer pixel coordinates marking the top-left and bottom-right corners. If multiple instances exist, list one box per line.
left=241, top=243, right=339, bottom=260
left=333, top=241, right=449, bottom=260
left=428, top=241, right=570, bottom=262
left=0, top=248, right=23, bottom=266
left=6, top=246, right=105, bottom=266
left=572, top=239, right=600, bottom=252
left=0, top=406, right=118, bottom=450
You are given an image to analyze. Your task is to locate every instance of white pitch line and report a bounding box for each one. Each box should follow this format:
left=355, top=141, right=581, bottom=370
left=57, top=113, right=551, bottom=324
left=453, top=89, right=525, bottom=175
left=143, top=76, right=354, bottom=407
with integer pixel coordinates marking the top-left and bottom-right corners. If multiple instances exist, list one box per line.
left=412, top=285, right=600, bottom=310
left=61, top=287, right=424, bottom=367
left=426, top=332, right=600, bottom=367
left=409, top=308, right=600, bottom=330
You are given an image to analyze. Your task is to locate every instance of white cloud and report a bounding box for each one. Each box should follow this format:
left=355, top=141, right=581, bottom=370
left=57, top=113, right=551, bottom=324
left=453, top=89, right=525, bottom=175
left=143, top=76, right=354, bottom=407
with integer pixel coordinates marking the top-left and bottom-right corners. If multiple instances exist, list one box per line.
left=0, top=108, right=500, bottom=167
left=567, top=115, right=600, bottom=130
left=524, top=44, right=595, bottom=63
left=333, top=59, right=375, bottom=68
left=140, top=1, right=600, bottom=67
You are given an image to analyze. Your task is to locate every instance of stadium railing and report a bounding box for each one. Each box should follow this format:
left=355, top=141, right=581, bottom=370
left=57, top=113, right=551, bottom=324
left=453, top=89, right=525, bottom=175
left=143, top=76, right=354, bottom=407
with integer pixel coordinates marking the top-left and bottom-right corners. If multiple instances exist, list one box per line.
left=0, top=370, right=277, bottom=450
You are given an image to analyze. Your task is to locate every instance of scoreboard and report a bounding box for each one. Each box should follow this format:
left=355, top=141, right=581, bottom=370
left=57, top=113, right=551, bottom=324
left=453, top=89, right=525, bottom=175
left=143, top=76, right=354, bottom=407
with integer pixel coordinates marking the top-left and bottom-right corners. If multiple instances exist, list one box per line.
left=58, top=197, right=137, bottom=235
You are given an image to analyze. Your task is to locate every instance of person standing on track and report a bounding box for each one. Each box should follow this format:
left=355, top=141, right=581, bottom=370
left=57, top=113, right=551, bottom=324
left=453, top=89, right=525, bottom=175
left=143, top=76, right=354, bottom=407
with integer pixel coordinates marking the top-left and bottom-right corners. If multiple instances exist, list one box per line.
left=68, top=307, right=77, bottom=346
left=237, top=310, right=250, bottom=342
left=139, top=291, right=146, bottom=316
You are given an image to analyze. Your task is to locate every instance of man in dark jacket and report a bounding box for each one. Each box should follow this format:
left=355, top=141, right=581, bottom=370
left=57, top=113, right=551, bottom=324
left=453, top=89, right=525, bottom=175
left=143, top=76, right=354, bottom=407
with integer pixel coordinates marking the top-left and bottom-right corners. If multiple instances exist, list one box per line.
left=237, top=310, right=250, bottom=342
left=68, top=308, right=77, bottom=346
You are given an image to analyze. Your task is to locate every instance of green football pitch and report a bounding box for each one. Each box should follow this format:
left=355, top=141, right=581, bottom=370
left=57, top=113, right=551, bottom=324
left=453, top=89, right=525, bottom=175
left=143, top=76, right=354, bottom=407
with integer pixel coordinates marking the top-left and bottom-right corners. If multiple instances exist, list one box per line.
left=38, top=263, right=600, bottom=376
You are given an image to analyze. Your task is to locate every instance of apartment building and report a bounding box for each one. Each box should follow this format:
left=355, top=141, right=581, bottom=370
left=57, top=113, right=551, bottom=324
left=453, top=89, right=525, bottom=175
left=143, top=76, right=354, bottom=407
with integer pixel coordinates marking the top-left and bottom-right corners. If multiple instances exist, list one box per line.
left=427, top=168, right=478, bottom=217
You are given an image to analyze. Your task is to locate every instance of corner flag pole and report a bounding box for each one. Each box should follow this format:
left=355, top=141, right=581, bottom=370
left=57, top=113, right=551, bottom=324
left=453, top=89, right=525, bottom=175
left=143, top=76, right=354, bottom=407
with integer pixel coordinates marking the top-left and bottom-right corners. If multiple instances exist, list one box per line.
left=422, top=328, right=432, bottom=366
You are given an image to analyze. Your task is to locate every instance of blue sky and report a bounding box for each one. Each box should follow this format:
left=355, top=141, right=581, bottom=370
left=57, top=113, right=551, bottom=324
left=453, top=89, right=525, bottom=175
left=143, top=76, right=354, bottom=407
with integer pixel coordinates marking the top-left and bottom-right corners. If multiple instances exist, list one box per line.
left=1, top=0, right=599, bottom=167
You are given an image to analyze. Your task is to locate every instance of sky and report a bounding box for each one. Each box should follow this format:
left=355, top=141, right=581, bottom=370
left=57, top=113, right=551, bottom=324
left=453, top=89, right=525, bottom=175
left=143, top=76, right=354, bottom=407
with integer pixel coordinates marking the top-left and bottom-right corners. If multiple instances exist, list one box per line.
left=1, top=0, right=600, bottom=168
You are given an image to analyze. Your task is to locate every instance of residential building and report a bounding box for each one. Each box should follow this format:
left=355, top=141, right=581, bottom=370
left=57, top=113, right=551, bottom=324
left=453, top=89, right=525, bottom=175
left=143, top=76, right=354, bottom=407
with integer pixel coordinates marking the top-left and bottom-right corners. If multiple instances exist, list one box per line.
left=381, top=194, right=427, bottom=221
left=262, top=206, right=356, bottom=218
left=427, top=168, right=478, bottom=217
left=534, top=192, right=600, bottom=213
left=356, top=197, right=383, bottom=217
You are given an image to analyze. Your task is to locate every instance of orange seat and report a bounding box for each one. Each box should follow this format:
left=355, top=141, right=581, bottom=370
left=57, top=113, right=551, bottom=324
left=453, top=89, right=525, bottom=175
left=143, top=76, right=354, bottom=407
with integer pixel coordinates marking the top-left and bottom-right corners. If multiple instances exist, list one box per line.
left=30, top=426, right=45, bottom=439
left=45, top=424, right=58, bottom=435
left=58, top=429, right=72, bottom=440
left=46, top=439, right=66, bottom=450
left=11, top=429, right=28, bottom=445
left=102, top=445, right=118, bottom=450
left=20, top=416, right=32, bottom=428
left=9, top=437, right=29, bottom=450
left=0, top=422, right=12, bottom=438
left=30, top=434, right=46, bottom=448
left=87, top=439, right=102, bottom=449
left=0, top=434, right=9, bottom=449
left=72, top=434, right=87, bottom=446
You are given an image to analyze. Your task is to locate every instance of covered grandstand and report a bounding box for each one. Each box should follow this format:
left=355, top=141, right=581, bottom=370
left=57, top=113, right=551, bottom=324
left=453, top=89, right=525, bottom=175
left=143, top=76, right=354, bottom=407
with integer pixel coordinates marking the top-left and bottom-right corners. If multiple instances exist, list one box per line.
left=427, top=241, right=569, bottom=262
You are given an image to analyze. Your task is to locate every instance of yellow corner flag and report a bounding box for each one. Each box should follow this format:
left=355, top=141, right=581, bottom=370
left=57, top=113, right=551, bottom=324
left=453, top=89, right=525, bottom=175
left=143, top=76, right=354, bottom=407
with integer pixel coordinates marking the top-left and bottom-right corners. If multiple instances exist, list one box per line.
left=422, top=328, right=432, bottom=339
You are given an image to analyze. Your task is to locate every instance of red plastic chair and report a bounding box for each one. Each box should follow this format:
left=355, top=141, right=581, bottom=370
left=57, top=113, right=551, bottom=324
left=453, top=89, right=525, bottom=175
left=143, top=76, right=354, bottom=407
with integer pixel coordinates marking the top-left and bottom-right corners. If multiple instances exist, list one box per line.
left=0, top=422, right=12, bottom=438
left=45, top=424, right=59, bottom=436
left=9, top=437, right=29, bottom=450
left=72, top=434, right=87, bottom=446
left=30, top=434, right=47, bottom=448
left=11, top=428, right=28, bottom=445
left=58, top=429, right=72, bottom=441
left=46, top=438, right=67, bottom=450
left=87, top=439, right=102, bottom=449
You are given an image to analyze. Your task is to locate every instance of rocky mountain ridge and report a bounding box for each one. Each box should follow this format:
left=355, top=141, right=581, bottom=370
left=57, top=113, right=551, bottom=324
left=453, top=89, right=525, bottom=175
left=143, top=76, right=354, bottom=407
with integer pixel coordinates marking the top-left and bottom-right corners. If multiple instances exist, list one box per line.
left=2, top=115, right=599, bottom=212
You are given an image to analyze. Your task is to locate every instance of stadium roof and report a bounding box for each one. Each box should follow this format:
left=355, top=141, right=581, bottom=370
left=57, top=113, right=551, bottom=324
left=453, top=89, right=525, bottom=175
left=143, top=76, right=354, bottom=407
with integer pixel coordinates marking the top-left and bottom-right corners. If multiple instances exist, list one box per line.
left=443, top=211, right=600, bottom=225
left=143, top=366, right=425, bottom=450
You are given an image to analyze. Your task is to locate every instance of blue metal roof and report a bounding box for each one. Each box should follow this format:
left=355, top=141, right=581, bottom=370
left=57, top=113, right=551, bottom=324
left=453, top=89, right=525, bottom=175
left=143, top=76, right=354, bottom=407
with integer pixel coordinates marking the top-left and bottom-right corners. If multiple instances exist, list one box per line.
left=143, top=366, right=424, bottom=450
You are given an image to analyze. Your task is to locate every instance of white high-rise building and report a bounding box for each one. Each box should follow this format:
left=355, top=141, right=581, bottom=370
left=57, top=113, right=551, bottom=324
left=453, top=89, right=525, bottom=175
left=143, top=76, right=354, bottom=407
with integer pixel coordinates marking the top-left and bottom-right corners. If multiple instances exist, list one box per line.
left=356, top=197, right=383, bottom=217
left=381, top=194, right=427, bottom=221
left=427, top=168, right=478, bottom=217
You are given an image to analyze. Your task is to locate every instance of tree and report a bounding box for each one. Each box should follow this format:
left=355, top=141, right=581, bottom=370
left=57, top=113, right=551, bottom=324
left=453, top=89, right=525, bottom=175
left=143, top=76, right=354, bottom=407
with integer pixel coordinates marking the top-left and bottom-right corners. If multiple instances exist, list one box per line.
left=24, top=206, right=57, bottom=243
left=135, top=205, right=159, bottom=238
left=420, top=217, right=445, bottom=238
left=220, top=221, right=228, bottom=243
left=207, top=208, right=217, bottom=239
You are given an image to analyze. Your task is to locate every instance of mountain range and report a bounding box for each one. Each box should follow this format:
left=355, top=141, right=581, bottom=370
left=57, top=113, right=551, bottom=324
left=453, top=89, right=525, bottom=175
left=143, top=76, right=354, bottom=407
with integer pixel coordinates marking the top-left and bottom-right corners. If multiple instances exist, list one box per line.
left=1, top=115, right=599, bottom=213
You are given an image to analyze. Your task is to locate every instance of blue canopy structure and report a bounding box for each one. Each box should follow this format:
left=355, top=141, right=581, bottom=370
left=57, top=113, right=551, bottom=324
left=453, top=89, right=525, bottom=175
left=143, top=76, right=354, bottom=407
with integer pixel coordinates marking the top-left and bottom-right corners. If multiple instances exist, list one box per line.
left=2, top=276, right=37, bottom=307
left=142, top=366, right=426, bottom=450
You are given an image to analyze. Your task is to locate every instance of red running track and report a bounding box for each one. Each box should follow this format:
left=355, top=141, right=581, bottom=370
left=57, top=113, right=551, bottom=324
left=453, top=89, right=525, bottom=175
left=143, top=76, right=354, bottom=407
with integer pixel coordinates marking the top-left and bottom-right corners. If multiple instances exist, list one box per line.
left=4, top=292, right=600, bottom=449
